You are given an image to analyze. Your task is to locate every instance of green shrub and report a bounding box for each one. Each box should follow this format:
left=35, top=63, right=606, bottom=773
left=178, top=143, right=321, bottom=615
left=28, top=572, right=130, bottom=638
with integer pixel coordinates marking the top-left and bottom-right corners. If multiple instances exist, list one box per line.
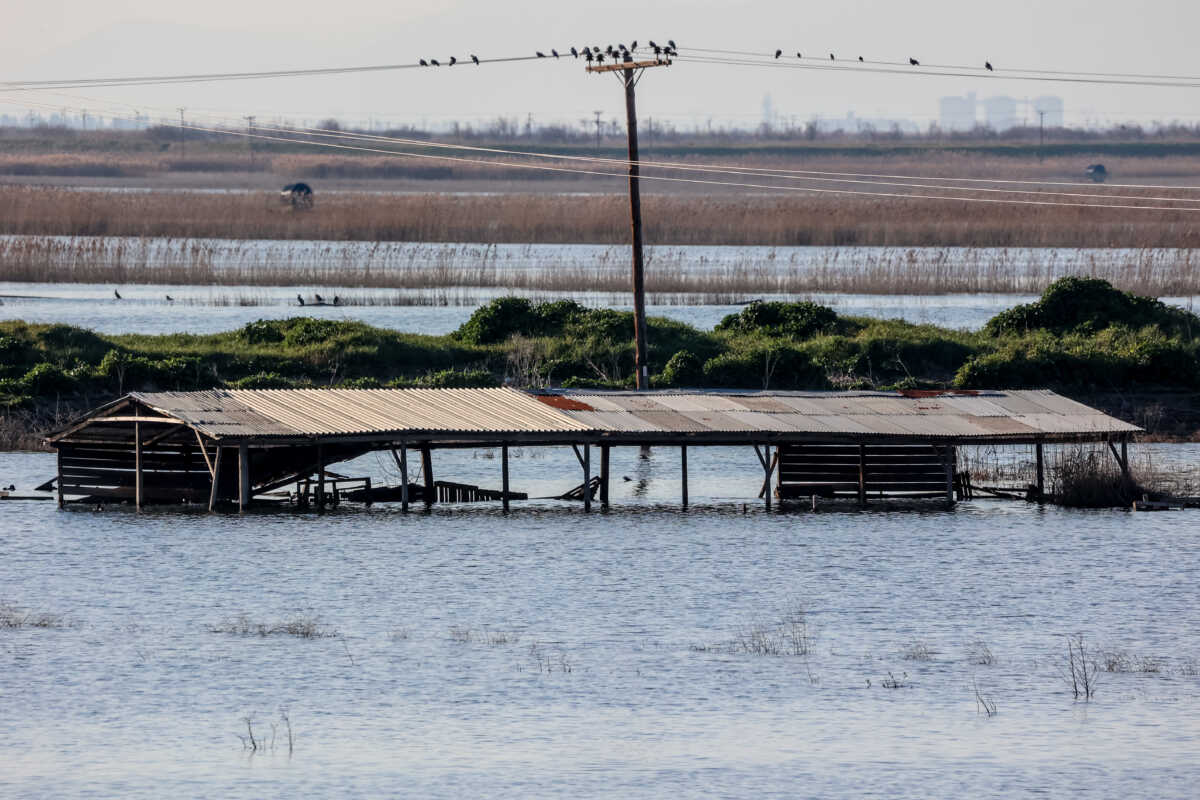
left=658, top=350, right=705, bottom=387
left=454, top=297, right=541, bottom=344
left=715, top=300, right=846, bottom=339
left=237, top=319, right=286, bottom=345
left=983, top=276, right=1200, bottom=338
left=226, top=371, right=297, bottom=389
left=702, top=345, right=827, bottom=389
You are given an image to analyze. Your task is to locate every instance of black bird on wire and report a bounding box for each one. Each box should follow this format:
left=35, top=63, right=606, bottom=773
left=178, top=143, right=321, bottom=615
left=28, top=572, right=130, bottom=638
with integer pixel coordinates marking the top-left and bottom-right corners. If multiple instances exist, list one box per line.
left=113, top=289, right=122, bottom=300
left=830, top=53, right=835, bottom=60
left=552, top=49, right=559, bottom=58
left=605, top=45, right=614, bottom=55
left=985, top=61, right=994, bottom=71
left=571, top=46, right=578, bottom=58
left=449, top=56, right=457, bottom=66
left=909, top=57, right=920, bottom=66
left=430, top=58, right=440, bottom=66
left=649, top=40, right=657, bottom=49
left=630, top=40, right=637, bottom=51
left=796, top=52, right=802, bottom=58
left=471, top=54, right=479, bottom=65
left=858, top=56, right=864, bottom=62
left=297, top=294, right=305, bottom=306
left=419, top=59, right=428, bottom=66
left=668, top=39, right=676, bottom=49
left=585, top=51, right=594, bottom=63
left=774, top=49, right=782, bottom=59
left=536, top=51, right=546, bottom=58
left=315, top=293, right=324, bottom=304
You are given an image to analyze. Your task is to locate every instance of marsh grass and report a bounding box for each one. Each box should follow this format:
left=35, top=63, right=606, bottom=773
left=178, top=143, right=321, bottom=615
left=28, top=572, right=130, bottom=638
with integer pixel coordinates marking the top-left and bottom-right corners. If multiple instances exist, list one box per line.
left=5, top=185, right=1200, bottom=251
left=6, top=233, right=1200, bottom=296
left=208, top=613, right=335, bottom=639
left=901, top=641, right=936, bottom=661
left=0, top=604, right=67, bottom=629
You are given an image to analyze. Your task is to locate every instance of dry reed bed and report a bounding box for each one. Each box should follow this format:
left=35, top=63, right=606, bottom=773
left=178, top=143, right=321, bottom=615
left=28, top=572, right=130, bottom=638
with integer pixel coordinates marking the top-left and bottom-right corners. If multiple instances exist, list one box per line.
left=4, top=234, right=1200, bottom=295
left=2, top=185, right=1200, bottom=249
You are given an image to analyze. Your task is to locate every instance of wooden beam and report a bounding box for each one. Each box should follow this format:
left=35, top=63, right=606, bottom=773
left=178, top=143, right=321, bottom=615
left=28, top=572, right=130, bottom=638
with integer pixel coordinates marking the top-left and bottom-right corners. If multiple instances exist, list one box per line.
left=195, top=429, right=215, bottom=477
left=502, top=443, right=510, bottom=512
left=600, top=445, right=610, bottom=509
left=858, top=443, right=867, bottom=507
left=585, top=58, right=671, bottom=73
left=763, top=445, right=774, bottom=509
left=421, top=446, right=434, bottom=507
left=582, top=443, right=591, bottom=512
left=208, top=445, right=223, bottom=511
left=134, top=422, right=143, bottom=511
left=238, top=442, right=250, bottom=512
left=1035, top=442, right=1045, bottom=501
left=316, top=441, right=326, bottom=511
left=681, top=445, right=688, bottom=508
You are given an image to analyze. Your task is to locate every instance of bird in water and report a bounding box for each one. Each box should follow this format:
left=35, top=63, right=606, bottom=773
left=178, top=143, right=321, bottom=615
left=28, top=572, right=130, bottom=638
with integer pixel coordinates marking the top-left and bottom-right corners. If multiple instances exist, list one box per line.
left=315, top=293, right=324, bottom=304
left=165, top=294, right=174, bottom=302
left=449, top=56, right=457, bottom=66
left=333, top=296, right=340, bottom=306
left=471, top=54, right=479, bottom=65
left=113, top=289, right=122, bottom=300
left=297, top=294, right=305, bottom=306
left=775, top=49, right=782, bottom=59
left=985, top=61, right=994, bottom=71
left=419, top=59, right=428, bottom=66
left=909, top=57, right=920, bottom=66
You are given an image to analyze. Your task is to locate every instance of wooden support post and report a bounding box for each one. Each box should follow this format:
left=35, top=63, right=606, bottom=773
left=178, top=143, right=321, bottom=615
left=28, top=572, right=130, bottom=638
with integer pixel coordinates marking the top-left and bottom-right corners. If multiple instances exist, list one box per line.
left=502, top=443, right=510, bottom=512
left=600, top=445, right=610, bottom=509
left=1121, top=439, right=1130, bottom=486
left=391, top=445, right=410, bottom=512
left=208, top=445, right=223, bottom=511
left=134, top=421, right=143, bottom=511
left=942, top=446, right=956, bottom=505
left=857, top=443, right=867, bottom=507
left=421, top=445, right=434, bottom=507
left=681, top=445, right=688, bottom=508
left=763, top=444, right=773, bottom=509
left=316, top=441, right=326, bottom=511
left=56, top=449, right=64, bottom=509
left=238, top=442, right=250, bottom=512
left=583, top=444, right=591, bottom=512
left=1035, top=442, right=1045, bottom=502
left=623, top=62, right=649, bottom=390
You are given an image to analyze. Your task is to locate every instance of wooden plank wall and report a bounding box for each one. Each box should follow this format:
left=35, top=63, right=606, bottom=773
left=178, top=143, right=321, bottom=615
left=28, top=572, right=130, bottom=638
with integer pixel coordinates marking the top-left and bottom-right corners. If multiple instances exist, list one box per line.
left=59, top=442, right=213, bottom=504
left=777, top=442, right=954, bottom=499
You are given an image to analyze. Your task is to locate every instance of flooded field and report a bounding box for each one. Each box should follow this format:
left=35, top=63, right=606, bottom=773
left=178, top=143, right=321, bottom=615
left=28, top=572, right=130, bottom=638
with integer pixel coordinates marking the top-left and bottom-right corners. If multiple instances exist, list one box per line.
left=2, top=444, right=1200, bottom=798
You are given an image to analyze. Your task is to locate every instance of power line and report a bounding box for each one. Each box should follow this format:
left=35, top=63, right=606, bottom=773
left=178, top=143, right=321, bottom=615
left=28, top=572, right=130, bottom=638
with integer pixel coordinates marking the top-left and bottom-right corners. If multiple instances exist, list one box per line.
left=11, top=98, right=1198, bottom=213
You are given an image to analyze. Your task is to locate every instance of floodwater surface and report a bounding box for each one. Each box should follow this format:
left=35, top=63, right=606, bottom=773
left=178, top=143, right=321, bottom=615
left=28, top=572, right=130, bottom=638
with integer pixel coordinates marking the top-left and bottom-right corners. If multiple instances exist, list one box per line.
left=2, top=445, right=1199, bottom=798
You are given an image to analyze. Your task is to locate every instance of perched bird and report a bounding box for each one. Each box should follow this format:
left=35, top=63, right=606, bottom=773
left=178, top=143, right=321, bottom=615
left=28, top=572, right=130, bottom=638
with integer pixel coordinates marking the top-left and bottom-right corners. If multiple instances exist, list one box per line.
left=165, top=294, right=174, bottom=302
left=570, top=46, right=578, bottom=58
left=315, top=293, right=324, bottom=304
left=618, top=43, right=627, bottom=52
left=668, top=39, right=676, bottom=49
left=858, top=56, right=864, bottom=62
left=909, top=57, right=919, bottom=66
left=419, top=59, right=428, bottom=66
left=796, top=52, right=802, bottom=58
left=471, top=54, right=479, bottom=65
left=449, top=56, right=457, bottom=66
left=630, top=40, right=637, bottom=51
left=582, top=46, right=591, bottom=55
left=538, top=51, right=548, bottom=58
left=113, top=289, right=122, bottom=300
left=622, top=476, right=632, bottom=482
left=585, top=51, right=594, bottom=63
left=430, top=58, right=440, bottom=66
left=653, top=45, right=662, bottom=56
left=605, top=45, right=614, bottom=55
left=775, top=49, right=782, bottom=59
left=649, top=40, right=658, bottom=49
left=985, top=61, right=994, bottom=71
left=830, top=53, right=836, bottom=60
left=596, top=53, right=605, bottom=63
left=333, top=296, right=340, bottom=306
left=297, top=294, right=305, bottom=306
left=552, top=49, right=559, bottom=58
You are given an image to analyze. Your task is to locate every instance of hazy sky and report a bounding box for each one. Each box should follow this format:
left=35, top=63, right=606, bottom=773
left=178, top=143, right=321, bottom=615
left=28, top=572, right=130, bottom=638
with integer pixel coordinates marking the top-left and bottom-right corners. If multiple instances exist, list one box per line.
left=3, top=1, right=1199, bottom=130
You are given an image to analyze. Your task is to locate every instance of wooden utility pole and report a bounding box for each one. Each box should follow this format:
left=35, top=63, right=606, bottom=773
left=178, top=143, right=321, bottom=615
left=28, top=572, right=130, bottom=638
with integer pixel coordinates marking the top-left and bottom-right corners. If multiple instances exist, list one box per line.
left=245, top=116, right=256, bottom=168
left=587, top=54, right=671, bottom=390
left=178, top=107, right=186, bottom=158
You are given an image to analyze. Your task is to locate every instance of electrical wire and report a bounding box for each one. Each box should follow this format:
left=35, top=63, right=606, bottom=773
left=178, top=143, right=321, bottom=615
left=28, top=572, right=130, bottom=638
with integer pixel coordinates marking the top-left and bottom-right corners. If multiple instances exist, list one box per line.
left=9, top=97, right=1196, bottom=212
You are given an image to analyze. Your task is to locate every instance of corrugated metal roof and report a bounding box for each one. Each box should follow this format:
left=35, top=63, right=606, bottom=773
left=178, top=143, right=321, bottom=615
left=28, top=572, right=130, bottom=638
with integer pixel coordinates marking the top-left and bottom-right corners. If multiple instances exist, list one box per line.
left=130, top=388, right=589, bottom=440
left=544, top=390, right=1141, bottom=441
left=64, top=388, right=1137, bottom=444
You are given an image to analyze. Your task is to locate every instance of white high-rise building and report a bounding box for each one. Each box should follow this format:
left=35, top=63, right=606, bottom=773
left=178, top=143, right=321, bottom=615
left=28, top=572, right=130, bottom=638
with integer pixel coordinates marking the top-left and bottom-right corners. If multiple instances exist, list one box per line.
left=982, top=96, right=1019, bottom=131
left=938, top=92, right=977, bottom=131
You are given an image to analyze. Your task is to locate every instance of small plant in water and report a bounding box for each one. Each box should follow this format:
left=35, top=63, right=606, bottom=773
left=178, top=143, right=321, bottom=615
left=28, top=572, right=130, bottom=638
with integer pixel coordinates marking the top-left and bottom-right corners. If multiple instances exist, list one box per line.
left=973, top=677, right=998, bottom=717
left=0, top=605, right=68, bottom=630
left=1061, top=633, right=1099, bottom=701
left=902, top=641, right=935, bottom=661
left=881, top=671, right=908, bottom=689
left=969, top=641, right=996, bottom=666
left=208, top=613, right=335, bottom=638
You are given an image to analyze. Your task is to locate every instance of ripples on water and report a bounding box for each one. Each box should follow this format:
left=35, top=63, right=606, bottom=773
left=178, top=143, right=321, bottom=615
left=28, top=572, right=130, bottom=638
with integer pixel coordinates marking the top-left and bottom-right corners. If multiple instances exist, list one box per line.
left=2, top=445, right=1199, bottom=798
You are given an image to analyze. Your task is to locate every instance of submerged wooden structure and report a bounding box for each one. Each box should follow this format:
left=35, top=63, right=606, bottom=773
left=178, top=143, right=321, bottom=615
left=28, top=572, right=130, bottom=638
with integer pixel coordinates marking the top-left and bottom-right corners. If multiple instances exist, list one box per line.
left=45, top=388, right=1141, bottom=511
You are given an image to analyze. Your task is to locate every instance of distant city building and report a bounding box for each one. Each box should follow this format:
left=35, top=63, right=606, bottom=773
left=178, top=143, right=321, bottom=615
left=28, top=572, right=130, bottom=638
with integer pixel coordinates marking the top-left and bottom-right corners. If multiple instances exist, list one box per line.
left=982, top=96, right=1019, bottom=131
left=939, top=92, right=977, bottom=131
left=811, top=111, right=919, bottom=135
left=1032, top=96, right=1065, bottom=127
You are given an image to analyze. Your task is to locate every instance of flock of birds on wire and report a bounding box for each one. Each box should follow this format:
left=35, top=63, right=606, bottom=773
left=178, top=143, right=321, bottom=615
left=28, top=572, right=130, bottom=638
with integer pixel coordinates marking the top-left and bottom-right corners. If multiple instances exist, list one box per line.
left=414, top=40, right=995, bottom=71
left=418, top=40, right=680, bottom=68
